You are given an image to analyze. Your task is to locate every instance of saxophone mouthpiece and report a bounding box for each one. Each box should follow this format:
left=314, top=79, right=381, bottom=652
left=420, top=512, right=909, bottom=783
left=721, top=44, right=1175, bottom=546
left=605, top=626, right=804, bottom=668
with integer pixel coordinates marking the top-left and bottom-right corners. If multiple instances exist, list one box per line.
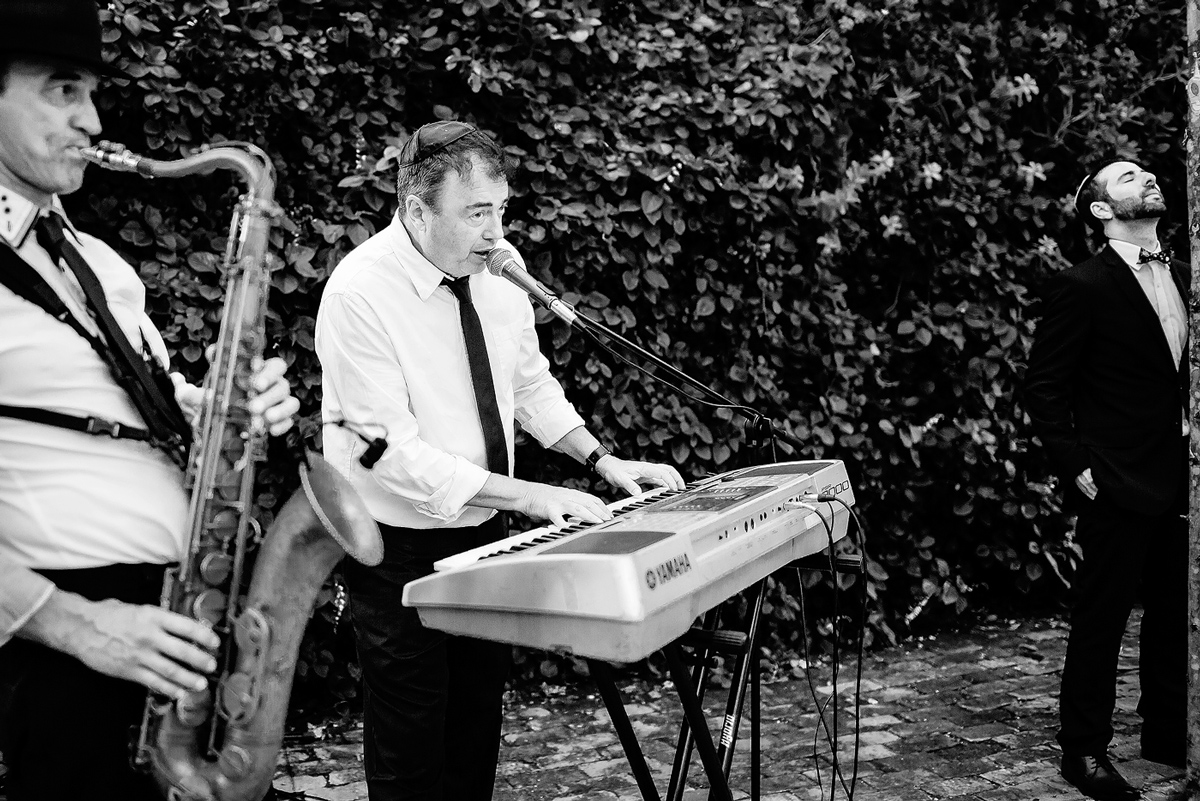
left=81, top=140, right=153, bottom=175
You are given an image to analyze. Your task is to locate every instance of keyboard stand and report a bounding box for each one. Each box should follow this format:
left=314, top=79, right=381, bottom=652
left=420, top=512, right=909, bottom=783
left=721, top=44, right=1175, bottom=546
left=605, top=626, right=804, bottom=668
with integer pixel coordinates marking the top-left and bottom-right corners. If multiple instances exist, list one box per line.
left=588, top=659, right=662, bottom=801
left=663, top=582, right=765, bottom=801
left=588, top=644, right=735, bottom=801
left=658, top=551, right=866, bottom=801
left=581, top=577, right=793, bottom=801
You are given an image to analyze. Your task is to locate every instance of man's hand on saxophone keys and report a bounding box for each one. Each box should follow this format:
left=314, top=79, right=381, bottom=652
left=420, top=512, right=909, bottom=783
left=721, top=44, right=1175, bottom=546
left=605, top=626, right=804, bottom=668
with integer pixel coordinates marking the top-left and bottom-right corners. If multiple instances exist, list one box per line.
left=171, top=353, right=300, bottom=437
left=247, top=355, right=300, bottom=436
left=20, top=591, right=221, bottom=700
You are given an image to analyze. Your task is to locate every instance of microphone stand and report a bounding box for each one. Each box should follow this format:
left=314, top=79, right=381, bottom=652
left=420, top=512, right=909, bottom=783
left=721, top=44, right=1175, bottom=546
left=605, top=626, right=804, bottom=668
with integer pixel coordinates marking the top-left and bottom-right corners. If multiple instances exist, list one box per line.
left=554, top=303, right=805, bottom=454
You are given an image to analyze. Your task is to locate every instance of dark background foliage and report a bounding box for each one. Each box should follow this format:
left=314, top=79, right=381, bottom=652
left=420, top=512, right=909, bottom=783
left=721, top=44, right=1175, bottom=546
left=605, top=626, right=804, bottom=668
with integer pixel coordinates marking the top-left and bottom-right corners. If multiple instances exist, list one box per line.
left=73, top=0, right=1188, bottom=720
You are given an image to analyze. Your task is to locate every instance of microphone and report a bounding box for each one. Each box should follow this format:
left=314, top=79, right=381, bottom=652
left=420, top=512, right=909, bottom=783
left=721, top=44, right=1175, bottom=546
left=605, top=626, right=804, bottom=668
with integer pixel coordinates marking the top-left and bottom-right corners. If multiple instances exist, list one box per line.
left=358, top=436, right=388, bottom=469
left=323, top=419, right=389, bottom=470
left=485, top=249, right=580, bottom=327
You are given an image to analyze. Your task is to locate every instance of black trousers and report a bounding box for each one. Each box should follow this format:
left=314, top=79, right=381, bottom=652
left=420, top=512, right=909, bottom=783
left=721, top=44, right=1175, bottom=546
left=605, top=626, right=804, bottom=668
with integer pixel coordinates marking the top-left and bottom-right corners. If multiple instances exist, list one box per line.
left=345, top=517, right=512, bottom=801
left=1057, top=489, right=1187, bottom=756
left=0, top=563, right=167, bottom=801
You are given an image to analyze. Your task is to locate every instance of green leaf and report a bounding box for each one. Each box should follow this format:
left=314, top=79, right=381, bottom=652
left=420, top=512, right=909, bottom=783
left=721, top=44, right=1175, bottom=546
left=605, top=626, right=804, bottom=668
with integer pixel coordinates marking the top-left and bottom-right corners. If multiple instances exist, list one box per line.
left=640, top=191, right=664, bottom=218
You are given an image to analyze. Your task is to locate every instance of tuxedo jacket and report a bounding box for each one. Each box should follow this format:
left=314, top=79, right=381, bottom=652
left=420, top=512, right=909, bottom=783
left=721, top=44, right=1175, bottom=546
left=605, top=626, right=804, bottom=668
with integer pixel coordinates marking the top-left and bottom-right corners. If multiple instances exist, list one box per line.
left=1025, top=244, right=1190, bottom=513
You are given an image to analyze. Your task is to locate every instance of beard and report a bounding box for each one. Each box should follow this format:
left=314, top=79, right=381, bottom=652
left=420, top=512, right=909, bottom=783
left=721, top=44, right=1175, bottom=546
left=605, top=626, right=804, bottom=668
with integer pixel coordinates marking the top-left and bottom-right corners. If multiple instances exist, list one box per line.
left=1110, top=191, right=1168, bottom=223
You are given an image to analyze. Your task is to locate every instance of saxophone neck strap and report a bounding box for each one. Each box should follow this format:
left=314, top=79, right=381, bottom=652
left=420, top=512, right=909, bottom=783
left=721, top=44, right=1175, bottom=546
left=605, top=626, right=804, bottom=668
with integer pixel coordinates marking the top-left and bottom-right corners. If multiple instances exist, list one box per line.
left=0, top=241, right=189, bottom=467
left=0, top=403, right=151, bottom=441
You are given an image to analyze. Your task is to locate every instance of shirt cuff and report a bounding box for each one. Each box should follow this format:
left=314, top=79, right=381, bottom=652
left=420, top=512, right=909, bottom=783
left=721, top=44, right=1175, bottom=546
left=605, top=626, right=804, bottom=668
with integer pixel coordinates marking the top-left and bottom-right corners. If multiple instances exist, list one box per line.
left=520, top=404, right=586, bottom=450
left=0, top=566, right=55, bottom=648
left=414, top=455, right=493, bottom=522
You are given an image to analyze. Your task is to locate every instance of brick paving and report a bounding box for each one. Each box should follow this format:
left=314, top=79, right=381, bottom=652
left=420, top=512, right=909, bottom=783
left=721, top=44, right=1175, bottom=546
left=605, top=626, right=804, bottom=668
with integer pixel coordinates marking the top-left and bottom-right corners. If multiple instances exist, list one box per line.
left=276, top=609, right=1187, bottom=800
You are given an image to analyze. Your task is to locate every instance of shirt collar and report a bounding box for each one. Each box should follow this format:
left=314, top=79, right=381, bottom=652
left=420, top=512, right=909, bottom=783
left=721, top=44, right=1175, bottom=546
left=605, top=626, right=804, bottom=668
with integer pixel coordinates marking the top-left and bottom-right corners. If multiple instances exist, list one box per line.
left=387, top=212, right=463, bottom=301
left=0, top=183, right=80, bottom=249
left=1108, top=238, right=1161, bottom=271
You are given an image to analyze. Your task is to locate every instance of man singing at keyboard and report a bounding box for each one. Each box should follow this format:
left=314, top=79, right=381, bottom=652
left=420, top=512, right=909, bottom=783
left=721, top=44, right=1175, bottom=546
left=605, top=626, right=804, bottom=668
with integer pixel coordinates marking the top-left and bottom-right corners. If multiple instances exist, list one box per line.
left=314, top=120, right=685, bottom=801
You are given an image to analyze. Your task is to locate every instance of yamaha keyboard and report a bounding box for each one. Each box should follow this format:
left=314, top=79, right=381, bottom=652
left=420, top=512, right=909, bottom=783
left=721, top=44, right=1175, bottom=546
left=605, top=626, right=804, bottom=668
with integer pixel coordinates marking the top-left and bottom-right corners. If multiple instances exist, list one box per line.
left=402, top=460, right=854, bottom=663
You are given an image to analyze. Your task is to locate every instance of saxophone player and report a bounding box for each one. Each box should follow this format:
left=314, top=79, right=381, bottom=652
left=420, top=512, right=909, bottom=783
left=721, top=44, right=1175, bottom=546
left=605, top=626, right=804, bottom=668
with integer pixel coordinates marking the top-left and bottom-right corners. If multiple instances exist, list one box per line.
left=315, top=121, right=685, bottom=800
left=0, top=2, right=299, bottom=799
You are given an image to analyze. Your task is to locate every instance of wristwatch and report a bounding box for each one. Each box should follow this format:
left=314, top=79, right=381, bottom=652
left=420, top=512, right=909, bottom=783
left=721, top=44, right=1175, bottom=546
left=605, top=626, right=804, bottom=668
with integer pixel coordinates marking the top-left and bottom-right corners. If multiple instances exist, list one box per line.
left=584, top=444, right=612, bottom=472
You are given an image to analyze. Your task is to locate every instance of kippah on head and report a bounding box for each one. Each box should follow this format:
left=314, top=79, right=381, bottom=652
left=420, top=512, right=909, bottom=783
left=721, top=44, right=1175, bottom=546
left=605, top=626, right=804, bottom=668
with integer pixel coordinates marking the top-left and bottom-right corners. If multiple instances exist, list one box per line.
left=1072, top=172, right=1095, bottom=213
left=1072, top=155, right=1130, bottom=233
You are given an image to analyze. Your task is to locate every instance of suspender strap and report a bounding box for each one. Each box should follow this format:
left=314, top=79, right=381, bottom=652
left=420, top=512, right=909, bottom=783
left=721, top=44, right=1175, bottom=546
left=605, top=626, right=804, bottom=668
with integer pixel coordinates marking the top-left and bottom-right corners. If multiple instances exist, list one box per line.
left=0, top=240, right=99, bottom=344
left=0, top=240, right=186, bottom=464
left=0, top=403, right=151, bottom=441
left=35, top=216, right=193, bottom=455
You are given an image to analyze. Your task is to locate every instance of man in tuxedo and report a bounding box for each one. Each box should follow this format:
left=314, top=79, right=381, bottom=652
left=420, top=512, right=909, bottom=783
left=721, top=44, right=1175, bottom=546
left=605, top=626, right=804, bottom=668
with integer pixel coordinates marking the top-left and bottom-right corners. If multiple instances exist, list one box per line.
left=1025, top=158, right=1188, bottom=800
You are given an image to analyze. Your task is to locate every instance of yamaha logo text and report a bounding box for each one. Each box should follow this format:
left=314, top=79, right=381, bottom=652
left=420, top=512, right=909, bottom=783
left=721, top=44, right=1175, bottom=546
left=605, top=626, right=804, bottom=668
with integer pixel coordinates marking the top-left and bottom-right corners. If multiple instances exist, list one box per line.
left=645, top=552, right=692, bottom=590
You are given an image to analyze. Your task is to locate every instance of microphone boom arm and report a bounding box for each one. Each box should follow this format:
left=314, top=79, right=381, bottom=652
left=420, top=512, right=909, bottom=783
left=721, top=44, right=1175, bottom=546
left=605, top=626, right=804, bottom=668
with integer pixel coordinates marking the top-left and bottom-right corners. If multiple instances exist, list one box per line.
left=568, top=310, right=805, bottom=452
left=484, top=247, right=804, bottom=451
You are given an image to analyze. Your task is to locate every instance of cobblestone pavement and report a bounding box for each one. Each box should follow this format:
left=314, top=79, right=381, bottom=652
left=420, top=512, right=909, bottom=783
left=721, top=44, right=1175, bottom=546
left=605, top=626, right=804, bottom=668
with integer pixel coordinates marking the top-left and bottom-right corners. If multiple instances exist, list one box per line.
left=277, top=610, right=1185, bottom=800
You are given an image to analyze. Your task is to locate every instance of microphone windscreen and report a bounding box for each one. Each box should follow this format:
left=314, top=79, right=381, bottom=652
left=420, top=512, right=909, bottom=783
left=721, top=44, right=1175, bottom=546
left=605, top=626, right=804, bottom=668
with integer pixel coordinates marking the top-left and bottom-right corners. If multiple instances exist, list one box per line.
left=485, top=248, right=515, bottom=277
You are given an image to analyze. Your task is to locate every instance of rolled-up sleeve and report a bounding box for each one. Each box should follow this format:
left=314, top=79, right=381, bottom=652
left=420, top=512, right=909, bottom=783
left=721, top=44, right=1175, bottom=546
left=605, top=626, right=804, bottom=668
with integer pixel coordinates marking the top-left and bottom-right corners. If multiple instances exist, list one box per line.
left=317, top=292, right=491, bottom=523
left=511, top=314, right=586, bottom=447
left=0, top=555, right=54, bottom=647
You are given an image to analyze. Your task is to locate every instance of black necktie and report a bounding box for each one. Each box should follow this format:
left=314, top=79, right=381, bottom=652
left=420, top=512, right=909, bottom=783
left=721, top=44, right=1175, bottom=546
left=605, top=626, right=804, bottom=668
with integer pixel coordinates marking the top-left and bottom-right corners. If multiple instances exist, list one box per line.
left=35, top=213, right=192, bottom=464
left=1138, top=247, right=1173, bottom=264
left=443, top=276, right=509, bottom=476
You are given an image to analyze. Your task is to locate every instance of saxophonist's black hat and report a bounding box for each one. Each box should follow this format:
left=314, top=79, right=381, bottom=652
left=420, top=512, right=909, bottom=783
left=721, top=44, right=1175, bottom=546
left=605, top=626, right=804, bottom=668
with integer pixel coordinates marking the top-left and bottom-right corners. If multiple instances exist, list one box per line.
left=0, top=0, right=122, bottom=77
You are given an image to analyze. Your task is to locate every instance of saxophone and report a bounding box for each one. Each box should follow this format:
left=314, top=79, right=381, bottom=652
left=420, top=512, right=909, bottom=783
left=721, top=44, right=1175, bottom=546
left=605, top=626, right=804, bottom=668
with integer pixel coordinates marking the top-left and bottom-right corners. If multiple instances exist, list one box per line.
left=81, top=141, right=384, bottom=801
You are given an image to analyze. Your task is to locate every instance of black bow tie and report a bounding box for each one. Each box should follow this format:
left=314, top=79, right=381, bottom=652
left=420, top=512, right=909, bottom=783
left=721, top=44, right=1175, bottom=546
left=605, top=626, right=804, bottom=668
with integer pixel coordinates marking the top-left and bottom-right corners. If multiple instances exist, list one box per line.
left=1138, top=247, right=1173, bottom=264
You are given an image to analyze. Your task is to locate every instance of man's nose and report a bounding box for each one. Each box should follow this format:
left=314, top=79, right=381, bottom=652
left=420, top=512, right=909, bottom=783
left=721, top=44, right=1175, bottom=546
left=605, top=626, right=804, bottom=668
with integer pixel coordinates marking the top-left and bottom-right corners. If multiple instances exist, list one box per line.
left=1142, top=171, right=1158, bottom=187
left=482, top=212, right=504, bottom=242
left=74, top=97, right=103, bottom=138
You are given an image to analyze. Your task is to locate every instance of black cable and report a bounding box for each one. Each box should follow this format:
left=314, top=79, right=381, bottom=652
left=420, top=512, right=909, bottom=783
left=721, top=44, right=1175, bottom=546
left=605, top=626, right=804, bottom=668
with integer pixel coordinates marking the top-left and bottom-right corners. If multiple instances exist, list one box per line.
left=793, top=494, right=869, bottom=800
left=795, top=505, right=846, bottom=798
left=814, top=494, right=869, bottom=799
left=321, top=418, right=388, bottom=469
left=796, top=576, right=827, bottom=794
left=815, top=505, right=852, bottom=800
left=575, top=322, right=773, bottom=431
left=799, top=565, right=850, bottom=799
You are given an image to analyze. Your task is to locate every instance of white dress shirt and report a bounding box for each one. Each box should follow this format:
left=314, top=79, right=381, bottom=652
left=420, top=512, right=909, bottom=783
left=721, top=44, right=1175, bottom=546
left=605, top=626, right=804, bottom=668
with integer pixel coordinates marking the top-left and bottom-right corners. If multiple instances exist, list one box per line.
left=1108, top=239, right=1188, bottom=367
left=315, top=214, right=586, bottom=530
left=0, top=186, right=188, bottom=643
left=1109, top=238, right=1189, bottom=435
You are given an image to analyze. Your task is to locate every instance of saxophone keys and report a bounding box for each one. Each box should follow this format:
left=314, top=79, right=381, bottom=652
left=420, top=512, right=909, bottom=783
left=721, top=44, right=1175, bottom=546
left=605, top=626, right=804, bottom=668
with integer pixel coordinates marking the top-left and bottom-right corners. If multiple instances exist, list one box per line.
left=220, top=436, right=246, bottom=462
left=205, top=508, right=239, bottom=540
left=199, top=552, right=232, bottom=586
left=215, top=468, right=242, bottom=501
left=220, top=609, right=269, bottom=724
left=217, top=744, right=253, bottom=781
left=174, top=687, right=213, bottom=728
left=191, top=589, right=227, bottom=625
left=218, top=672, right=257, bottom=723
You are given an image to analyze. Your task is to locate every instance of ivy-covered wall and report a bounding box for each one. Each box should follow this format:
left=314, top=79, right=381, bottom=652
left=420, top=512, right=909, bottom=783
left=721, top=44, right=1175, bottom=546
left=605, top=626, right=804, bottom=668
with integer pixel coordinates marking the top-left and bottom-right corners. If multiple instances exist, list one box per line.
left=74, top=0, right=1187, bottom=713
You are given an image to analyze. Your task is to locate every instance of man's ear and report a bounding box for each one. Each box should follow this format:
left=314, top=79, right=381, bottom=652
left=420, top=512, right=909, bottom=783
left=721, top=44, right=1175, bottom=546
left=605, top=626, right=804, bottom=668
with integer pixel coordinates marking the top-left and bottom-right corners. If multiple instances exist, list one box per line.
left=404, top=194, right=429, bottom=231
left=1088, top=200, right=1113, bottom=223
